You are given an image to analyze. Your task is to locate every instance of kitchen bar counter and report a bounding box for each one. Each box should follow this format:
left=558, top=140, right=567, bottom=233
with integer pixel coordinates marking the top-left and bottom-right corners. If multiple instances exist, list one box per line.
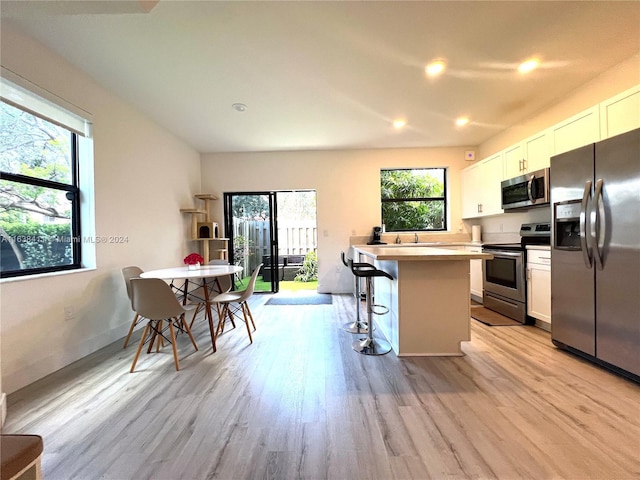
left=353, top=245, right=493, bottom=356
left=354, top=245, right=489, bottom=261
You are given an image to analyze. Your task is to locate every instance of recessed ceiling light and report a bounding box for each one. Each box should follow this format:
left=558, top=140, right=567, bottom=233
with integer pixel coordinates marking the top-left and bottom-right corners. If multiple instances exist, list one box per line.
left=425, top=59, right=446, bottom=77
left=455, top=117, right=469, bottom=127
left=393, top=119, right=407, bottom=129
left=518, top=58, right=539, bottom=74
left=232, top=103, right=247, bottom=112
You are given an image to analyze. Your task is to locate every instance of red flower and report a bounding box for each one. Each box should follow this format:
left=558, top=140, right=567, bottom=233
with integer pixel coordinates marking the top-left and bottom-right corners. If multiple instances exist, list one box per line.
left=184, top=253, right=204, bottom=265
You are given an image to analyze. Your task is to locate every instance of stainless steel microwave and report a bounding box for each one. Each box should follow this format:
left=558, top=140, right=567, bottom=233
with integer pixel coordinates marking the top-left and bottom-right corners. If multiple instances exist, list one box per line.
left=501, top=167, right=550, bottom=210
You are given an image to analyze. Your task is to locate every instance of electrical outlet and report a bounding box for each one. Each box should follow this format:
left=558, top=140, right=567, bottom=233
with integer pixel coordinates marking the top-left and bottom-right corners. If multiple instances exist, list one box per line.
left=64, top=305, right=74, bottom=321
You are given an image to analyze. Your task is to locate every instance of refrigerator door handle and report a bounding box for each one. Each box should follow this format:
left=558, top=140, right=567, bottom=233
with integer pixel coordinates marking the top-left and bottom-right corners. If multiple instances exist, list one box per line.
left=592, top=178, right=605, bottom=270
left=580, top=180, right=593, bottom=268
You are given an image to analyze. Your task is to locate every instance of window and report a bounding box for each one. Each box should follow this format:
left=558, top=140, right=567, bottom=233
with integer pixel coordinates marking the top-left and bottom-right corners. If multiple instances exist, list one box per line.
left=1, top=76, right=90, bottom=278
left=380, top=168, right=447, bottom=232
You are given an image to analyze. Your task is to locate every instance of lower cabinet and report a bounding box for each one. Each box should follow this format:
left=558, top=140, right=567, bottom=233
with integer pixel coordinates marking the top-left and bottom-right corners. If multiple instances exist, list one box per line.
left=526, top=248, right=551, bottom=328
left=467, top=246, right=483, bottom=302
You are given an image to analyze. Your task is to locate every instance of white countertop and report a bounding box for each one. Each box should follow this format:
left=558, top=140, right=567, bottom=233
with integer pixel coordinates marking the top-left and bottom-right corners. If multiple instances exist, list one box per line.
left=354, top=245, right=493, bottom=261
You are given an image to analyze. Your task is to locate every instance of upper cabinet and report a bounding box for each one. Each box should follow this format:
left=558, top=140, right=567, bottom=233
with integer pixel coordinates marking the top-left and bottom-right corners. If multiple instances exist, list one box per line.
left=461, top=152, right=503, bottom=219
left=551, top=105, right=600, bottom=155
left=461, top=85, right=639, bottom=220
left=599, top=85, right=640, bottom=139
left=503, top=130, right=550, bottom=180
left=502, top=143, right=523, bottom=179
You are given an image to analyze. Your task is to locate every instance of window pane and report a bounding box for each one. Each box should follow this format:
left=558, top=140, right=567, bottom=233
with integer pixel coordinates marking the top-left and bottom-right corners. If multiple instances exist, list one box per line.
left=382, top=200, right=445, bottom=231
left=381, top=168, right=444, bottom=200
left=380, top=167, right=447, bottom=231
left=0, top=101, right=73, bottom=185
left=1, top=181, right=74, bottom=271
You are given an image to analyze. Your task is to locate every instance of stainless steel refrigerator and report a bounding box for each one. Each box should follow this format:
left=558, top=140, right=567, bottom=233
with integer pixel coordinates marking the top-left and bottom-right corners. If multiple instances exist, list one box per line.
left=551, top=127, right=639, bottom=379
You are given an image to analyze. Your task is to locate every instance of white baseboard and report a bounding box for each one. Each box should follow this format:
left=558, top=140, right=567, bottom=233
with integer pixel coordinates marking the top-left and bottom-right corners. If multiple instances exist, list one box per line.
left=1, top=392, right=6, bottom=430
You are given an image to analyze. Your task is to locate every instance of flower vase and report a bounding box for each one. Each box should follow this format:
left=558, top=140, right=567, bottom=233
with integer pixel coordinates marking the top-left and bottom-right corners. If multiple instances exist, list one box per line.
left=187, top=263, right=200, bottom=271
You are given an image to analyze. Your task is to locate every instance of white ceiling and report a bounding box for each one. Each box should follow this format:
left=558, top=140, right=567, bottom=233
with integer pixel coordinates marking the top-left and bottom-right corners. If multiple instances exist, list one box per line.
left=2, top=1, right=639, bottom=153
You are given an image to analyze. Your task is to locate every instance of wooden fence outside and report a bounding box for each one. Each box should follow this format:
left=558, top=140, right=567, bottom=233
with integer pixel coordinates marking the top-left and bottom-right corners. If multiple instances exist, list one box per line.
left=231, top=219, right=317, bottom=275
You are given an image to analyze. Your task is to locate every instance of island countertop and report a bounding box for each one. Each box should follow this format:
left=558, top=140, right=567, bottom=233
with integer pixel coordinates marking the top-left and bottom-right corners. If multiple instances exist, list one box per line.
left=354, top=245, right=493, bottom=261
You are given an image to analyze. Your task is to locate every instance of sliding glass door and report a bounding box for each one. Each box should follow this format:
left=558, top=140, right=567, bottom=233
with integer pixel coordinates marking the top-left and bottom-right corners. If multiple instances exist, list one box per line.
left=224, top=192, right=279, bottom=293
left=224, top=190, right=318, bottom=294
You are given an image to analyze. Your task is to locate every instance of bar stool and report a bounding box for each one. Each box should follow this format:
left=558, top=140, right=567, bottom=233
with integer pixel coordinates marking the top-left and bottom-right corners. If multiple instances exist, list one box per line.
left=349, top=259, right=394, bottom=355
left=340, top=251, right=375, bottom=334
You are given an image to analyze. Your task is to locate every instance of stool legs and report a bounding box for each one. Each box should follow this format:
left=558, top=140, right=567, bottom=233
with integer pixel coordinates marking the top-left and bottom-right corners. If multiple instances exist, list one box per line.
left=352, top=276, right=392, bottom=355
left=342, top=274, right=371, bottom=334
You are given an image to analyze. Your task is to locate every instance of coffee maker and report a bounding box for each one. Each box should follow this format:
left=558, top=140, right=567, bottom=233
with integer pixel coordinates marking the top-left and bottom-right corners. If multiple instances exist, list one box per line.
left=367, top=226, right=386, bottom=245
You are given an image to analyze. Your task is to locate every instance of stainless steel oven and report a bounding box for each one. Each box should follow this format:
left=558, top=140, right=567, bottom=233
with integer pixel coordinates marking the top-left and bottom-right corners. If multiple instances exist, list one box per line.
left=482, top=222, right=551, bottom=324
left=483, top=244, right=527, bottom=323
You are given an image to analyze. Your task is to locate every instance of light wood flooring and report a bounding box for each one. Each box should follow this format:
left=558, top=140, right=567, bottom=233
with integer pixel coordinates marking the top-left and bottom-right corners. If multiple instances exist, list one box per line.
left=4, top=294, right=640, bottom=480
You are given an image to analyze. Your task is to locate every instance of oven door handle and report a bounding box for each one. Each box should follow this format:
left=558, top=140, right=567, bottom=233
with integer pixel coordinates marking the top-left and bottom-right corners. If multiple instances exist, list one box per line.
left=484, top=251, right=522, bottom=258
left=580, top=180, right=593, bottom=269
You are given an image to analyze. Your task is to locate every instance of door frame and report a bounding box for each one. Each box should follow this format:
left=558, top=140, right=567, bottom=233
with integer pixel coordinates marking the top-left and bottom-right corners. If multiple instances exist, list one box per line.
left=224, top=191, right=280, bottom=293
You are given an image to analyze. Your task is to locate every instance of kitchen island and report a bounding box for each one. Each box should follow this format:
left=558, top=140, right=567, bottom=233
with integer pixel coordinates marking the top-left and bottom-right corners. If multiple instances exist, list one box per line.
left=353, top=245, right=493, bottom=356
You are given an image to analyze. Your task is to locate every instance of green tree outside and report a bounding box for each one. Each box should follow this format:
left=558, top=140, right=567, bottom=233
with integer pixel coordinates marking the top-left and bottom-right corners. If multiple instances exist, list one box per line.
left=381, top=169, right=445, bottom=231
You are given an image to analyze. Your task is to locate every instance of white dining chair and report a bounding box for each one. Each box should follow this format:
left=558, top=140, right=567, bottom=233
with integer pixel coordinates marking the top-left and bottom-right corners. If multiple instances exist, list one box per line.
left=129, top=278, right=199, bottom=372
left=186, top=260, right=234, bottom=328
left=121, top=266, right=144, bottom=348
left=212, top=263, right=263, bottom=344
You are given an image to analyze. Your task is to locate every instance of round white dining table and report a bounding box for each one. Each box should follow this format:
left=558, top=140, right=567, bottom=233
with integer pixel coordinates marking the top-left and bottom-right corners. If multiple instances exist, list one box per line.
left=141, top=264, right=243, bottom=352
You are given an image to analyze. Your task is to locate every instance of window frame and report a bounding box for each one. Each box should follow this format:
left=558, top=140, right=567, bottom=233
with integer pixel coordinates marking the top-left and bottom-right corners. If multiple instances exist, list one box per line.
left=0, top=103, right=83, bottom=278
left=380, top=167, right=448, bottom=232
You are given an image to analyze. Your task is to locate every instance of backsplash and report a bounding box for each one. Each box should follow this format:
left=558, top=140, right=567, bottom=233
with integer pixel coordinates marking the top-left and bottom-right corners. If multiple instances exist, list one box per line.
left=350, top=231, right=471, bottom=246
left=468, top=206, right=551, bottom=244
left=350, top=206, right=551, bottom=246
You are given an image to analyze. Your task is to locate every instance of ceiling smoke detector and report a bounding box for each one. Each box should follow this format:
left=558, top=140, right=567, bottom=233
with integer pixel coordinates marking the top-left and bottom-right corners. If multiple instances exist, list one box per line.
left=232, top=103, right=247, bottom=112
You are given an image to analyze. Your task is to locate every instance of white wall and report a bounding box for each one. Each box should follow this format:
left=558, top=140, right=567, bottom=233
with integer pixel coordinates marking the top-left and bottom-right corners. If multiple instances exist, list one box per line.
left=0, top=24, right=202, bottom=394
left=201, top=147, right=472, bottom=294
left=479, top=54, right=640, bottom=159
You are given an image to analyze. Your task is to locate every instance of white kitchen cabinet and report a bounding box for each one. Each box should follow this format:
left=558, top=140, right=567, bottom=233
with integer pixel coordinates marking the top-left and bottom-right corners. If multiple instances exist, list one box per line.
left=461, top=152, right=503, bottom=218
left=523, top=130, right=551, bottom=172
left=526, top=247, right=551, bottom=329
left=503, top=142, right=524, bottom=180
left=599, top=85, right=640, bottom=139
left=551, top=105, right=600, bottom=155
left=461, top=162, right=479, bottom=219
left=504, top=131, right=550, bottom=179
left=467, top=245, right=483, bottom=302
